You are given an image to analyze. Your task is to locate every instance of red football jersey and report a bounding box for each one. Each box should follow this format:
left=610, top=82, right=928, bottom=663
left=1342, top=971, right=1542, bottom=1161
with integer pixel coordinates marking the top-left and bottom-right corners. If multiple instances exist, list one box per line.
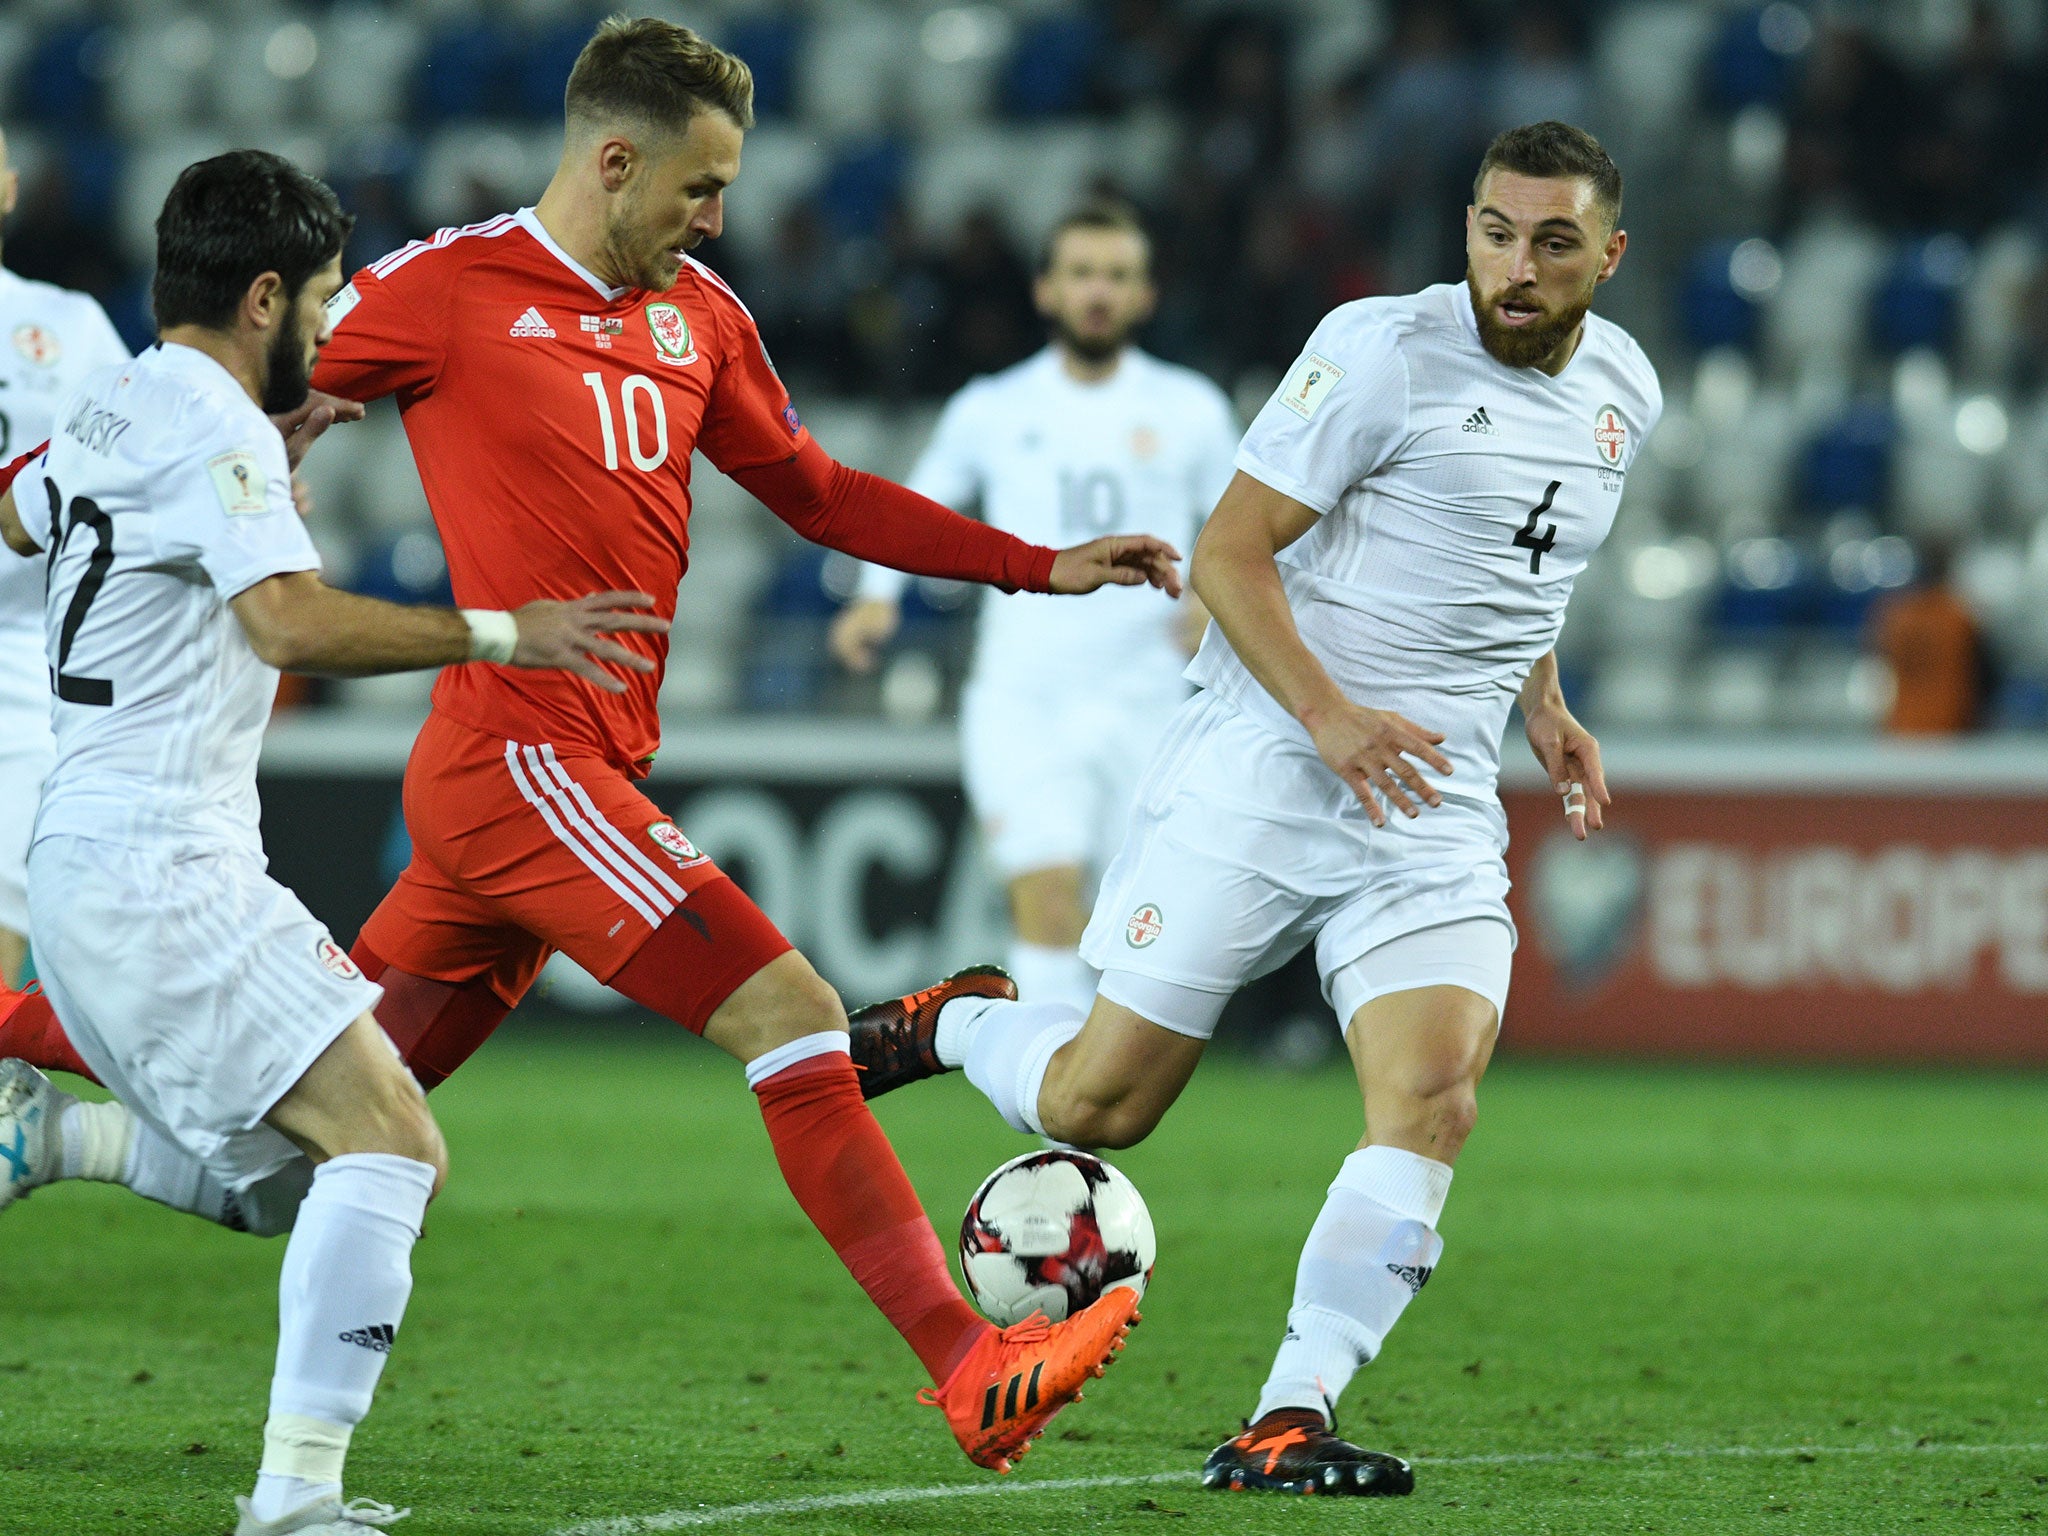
left=313, top=209, right=809, bottom=771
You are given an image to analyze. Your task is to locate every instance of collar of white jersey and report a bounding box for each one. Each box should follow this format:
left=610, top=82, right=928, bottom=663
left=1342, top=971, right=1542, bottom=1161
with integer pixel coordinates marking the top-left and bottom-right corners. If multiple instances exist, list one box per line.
left=1041, top=344, right=1142, bottom=390
left=515, top=207, right=627, bottom=302
left=1455, top=280, right=1597, bottom=384
left=155, top=340, right=257, bottom=403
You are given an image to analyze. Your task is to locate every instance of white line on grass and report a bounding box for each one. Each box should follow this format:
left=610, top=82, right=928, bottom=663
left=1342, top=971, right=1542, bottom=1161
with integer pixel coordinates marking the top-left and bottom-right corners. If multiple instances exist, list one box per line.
left=552, top=1439, right=2048, bottom=1534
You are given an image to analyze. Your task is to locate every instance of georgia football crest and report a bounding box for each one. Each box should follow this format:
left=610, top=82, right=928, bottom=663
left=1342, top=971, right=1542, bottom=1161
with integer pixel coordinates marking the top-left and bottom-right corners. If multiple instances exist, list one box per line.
left=1593, top=404, right=1628, bottom=468
left=647, top=820, right=708, bottom=867
left=645, top=302, right=697, bottom=366
left=13, top=324, right=59, bottom=366
left=315, top=937, right=362, bottom=980
left=1125, top=903, right=1163, bottom=948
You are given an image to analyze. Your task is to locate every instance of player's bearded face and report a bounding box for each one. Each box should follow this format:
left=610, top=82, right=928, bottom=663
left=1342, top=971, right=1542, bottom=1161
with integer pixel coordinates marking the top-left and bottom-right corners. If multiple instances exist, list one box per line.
left=1465, top=264, right=1599, bottom=370
left=1038, top=228, right=1155, bottom=365
left=259, top=292, right=315, bottom=415
left=605, top=177, right=693, bottom=293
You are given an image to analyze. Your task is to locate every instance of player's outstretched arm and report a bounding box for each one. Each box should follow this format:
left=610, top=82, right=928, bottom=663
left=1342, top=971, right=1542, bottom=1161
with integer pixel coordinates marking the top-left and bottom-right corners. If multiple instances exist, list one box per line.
left=229, top=572, right=668, bottom=693
left=1520, top=650, right=1609, bottom=840
left=737, top=439, right=1177, bottom=597
left=1192, top=471, right=1451, bottom=827
left=1047, top=535, right=1184, bottom=598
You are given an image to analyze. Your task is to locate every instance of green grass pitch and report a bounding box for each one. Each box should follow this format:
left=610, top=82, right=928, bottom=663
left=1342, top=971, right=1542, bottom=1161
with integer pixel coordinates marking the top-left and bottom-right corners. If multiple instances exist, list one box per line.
left=5, top=1027, right=2046, bottom=1535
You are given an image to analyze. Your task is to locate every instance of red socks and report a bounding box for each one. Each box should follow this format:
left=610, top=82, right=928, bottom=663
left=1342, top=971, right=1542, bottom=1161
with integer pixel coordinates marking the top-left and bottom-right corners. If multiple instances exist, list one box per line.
left=0, top=988, right=98, bottom=1082
left=752, top=1051, right=987, bottom=1382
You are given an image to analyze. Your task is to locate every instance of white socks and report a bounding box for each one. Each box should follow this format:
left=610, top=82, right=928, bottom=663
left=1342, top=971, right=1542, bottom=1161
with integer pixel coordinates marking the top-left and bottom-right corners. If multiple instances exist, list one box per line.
left=936, top=996, right=1082, bottom=1137
left=252, top=1152, right=436, bottom=1522
left=57, top=1098, right=312, bottom=1235
left=56, top=1097, right=133, bottom=1183
left=1254, top=1146, right=1453, bottom=1424
left=1006, top=942, right=1098, bottom=1019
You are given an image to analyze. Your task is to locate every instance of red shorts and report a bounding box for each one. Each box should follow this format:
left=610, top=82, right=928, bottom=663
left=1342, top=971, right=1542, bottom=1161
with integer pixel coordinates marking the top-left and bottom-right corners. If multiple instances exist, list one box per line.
left=360, top=711, right=790, bottom=1019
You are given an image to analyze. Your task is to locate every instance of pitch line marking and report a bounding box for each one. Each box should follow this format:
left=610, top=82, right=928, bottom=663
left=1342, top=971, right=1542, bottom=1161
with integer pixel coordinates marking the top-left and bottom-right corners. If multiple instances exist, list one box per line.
left=552, top=1439, right=2048, bottom=1533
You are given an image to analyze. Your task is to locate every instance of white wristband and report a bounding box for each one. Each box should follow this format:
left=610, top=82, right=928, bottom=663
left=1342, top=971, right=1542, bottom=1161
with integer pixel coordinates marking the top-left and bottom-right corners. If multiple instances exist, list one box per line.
left=461, top=608, right=518, bottom=665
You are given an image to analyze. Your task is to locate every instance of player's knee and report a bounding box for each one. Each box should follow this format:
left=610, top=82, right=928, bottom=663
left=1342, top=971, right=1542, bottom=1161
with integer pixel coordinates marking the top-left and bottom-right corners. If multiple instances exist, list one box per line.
left=351, top=1074, right=450, bottom=1194
left=1045, top=1086, right=1162, bottom=1151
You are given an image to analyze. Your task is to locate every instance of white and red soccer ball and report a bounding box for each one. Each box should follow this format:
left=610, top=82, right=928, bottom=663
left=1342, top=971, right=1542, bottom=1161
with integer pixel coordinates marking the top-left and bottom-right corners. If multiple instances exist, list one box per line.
left=959, top=1150, right=1156, bottom=1326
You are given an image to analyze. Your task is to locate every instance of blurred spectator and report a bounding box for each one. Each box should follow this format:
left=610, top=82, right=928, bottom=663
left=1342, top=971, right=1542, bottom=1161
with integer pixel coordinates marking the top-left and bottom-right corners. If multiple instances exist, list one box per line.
left=1781, top=18, right=1915, bottom=229
left=1901, top=0, right=2048, bottom=236
left=743, top=200, right=858, bottom=396
left=1869, top=541, right=1989, bottom=734
left=1489, top=5, right=1590, bottom=135
left=923, top=207, right=1038, bottom=394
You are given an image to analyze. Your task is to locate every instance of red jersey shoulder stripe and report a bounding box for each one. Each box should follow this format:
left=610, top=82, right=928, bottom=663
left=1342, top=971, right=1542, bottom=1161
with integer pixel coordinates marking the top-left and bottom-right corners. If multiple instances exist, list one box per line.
left=683, top=255, right=759, bottom=324
left=368, top=212, right=523, bottom=281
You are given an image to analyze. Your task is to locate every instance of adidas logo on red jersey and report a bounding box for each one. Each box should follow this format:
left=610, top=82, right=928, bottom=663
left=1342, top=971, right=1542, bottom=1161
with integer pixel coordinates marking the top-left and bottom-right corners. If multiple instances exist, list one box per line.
left=509, top=306, right=556, bottom=338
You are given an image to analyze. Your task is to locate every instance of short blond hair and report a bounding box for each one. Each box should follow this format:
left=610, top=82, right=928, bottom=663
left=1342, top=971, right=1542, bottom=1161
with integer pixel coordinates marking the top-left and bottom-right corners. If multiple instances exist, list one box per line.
left=565, top=15, right=755, bottom=137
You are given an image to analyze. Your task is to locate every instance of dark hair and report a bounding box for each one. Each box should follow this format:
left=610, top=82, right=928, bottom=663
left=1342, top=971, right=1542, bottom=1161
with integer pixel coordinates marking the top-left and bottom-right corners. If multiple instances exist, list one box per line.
left=1039, top=197, right=1151, bottom=274
left=1473, top=121, right=1623, bottom=228
left=565, top=15, right=755, bottom=136
left=153, top=150, right=353, bottom=331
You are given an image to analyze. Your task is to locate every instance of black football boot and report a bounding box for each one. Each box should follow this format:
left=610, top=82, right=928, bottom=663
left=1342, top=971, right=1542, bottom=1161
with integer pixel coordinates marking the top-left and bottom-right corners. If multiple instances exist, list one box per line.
left=845, top=965, right=1016, bottom=1100
left=1202, top=1407, right=1415, bottom=1496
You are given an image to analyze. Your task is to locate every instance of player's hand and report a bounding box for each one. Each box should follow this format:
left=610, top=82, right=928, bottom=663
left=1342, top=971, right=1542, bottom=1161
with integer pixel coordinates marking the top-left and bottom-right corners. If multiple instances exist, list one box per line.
left=291, top=473, right=315, bottom=519
left=1049, top=535, right=1183, bottom=598
left=1305, top=699, right=1452, bottom=827
left=1524, top=701, right=1609, bottom=840
left=271, top=390, right=366, bottom=470
left=509, top=591, right=671, bottom=694
left=829, top=598, right=901, bottom=674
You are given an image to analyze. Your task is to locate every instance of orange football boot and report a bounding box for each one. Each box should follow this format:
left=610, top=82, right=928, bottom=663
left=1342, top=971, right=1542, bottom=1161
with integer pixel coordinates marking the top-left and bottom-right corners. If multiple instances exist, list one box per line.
left=920, top=1288, right=1141, bottom=1473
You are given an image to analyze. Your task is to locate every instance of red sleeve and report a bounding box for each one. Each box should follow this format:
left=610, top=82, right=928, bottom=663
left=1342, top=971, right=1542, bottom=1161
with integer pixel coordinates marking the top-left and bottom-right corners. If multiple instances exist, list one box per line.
left=311, top=259, right=445, bottom=405
left=732, top=439, right=1057, bottom=595
left=0, top=443, right=49, bottom=496
left=695, top=281, right=812, bottom=474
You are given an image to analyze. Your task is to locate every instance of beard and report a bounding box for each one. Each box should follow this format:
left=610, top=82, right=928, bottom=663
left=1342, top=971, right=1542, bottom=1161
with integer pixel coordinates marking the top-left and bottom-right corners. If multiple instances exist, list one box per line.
left=602, top=191, right=690, bottom=293
left=1466, top=267, right=1596, bottom=370
left=259, top=305, right=313, bottom=415
left=1051, top=313, right=1134, bottom=365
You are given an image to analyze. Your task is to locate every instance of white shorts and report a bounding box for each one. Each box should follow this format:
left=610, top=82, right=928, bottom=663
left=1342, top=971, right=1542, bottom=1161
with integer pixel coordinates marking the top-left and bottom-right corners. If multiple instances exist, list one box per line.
left=960, top=677, right=1185, bottom=880
left=28, top=834, right=383, bottom=1191
left=0, top=701, right=54, bottom=936
left=1081, top=692, right=1517, bottom=1040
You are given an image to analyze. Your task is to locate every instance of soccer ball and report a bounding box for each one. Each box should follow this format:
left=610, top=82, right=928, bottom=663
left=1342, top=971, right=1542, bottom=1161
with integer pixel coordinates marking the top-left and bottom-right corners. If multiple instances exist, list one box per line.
left=959, top=1150, right=1155, bottom=1326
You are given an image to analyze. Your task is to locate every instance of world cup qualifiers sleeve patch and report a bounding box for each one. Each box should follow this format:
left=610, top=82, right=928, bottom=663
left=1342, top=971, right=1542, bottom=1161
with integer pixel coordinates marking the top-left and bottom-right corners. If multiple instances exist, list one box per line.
left=326, top=281, right=362, bottom=325
left=207, top=449, right=270, bottom=517
left=1278, top=353, right=1345, bottom=421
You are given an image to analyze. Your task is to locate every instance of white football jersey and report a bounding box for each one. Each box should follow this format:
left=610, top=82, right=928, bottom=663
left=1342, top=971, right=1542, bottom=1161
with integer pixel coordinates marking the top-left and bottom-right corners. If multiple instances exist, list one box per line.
left=15, top=343, right=320, bottom=854
left=0, top=268, right=131, bottom=720
left=858, top=346, right=1238, bottom=690
left=1189, top=280, right=1662, bottom=803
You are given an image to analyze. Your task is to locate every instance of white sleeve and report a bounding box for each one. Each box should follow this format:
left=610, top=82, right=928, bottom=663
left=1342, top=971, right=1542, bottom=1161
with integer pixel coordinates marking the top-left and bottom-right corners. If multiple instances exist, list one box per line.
left=74, top=297, right=133, bottom=370
left=853, top=390, right=985, bottom=603
left=156, top=418, right=320, bottom=600
left=1235, top=312, right=1410, bottom=514
left=12, top=449, right=54, bottom=547
left=1187, top=382, right=1240, bottom=525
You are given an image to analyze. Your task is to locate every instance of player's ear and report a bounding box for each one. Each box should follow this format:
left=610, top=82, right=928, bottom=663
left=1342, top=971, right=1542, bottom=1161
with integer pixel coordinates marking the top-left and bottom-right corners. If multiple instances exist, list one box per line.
left=1596, top=227, right=1627, bottom=284
left=597, top=136, right=637, bottom=193
left=243, top=271, right=286, bottom=331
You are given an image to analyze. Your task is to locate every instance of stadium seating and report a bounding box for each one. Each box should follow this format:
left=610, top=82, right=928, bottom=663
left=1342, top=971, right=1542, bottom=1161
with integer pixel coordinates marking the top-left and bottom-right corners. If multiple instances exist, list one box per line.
left=0, top=0, right=2040, bottom=735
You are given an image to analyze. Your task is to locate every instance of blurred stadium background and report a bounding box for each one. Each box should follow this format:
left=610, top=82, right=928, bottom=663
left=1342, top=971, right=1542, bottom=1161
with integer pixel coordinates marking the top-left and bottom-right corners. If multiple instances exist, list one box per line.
left=3, top=0, right=2043, bottom=1057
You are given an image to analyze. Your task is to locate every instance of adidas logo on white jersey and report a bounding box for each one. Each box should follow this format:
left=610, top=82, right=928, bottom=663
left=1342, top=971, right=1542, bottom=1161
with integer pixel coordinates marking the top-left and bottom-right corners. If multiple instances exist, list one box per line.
left=509, top=306, right=556, bottom=338
left=1461, top=405, right=1497, bottom=435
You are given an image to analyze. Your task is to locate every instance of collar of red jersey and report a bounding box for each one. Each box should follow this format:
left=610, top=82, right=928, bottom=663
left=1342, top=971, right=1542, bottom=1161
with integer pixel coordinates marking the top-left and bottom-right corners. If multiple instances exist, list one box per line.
left=515, top=207, right=627, bottom=304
